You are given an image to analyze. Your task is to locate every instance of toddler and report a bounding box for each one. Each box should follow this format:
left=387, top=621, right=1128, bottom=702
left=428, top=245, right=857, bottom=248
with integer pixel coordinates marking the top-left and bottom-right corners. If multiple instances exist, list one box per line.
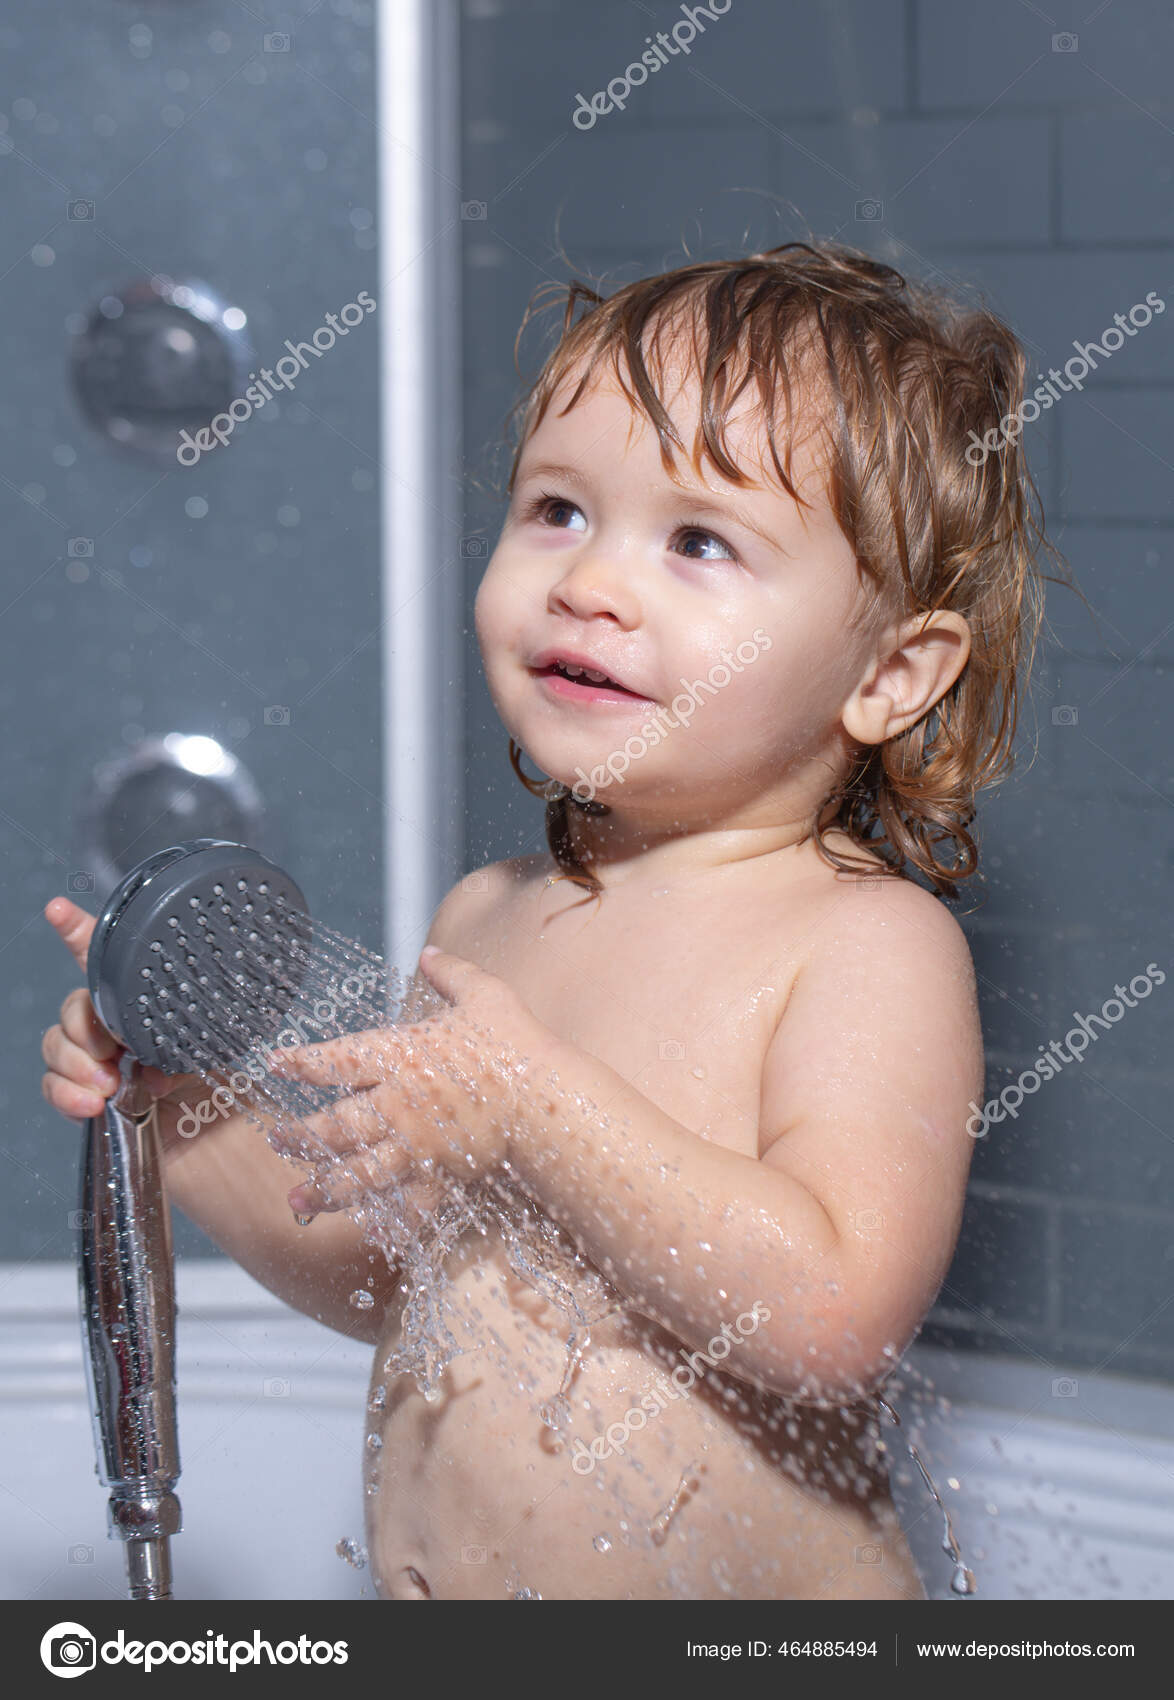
left=44, top=240, right=1050, bottom=1601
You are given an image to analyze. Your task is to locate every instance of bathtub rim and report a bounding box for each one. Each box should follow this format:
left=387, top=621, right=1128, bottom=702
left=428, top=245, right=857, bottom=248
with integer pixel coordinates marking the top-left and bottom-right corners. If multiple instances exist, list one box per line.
left=2, top=1260, right=1172, bottom=1437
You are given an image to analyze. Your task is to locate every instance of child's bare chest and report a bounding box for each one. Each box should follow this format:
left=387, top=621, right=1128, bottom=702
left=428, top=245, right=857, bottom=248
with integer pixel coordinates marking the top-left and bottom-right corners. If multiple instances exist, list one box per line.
left=457, top=863, right=812, bottom=1158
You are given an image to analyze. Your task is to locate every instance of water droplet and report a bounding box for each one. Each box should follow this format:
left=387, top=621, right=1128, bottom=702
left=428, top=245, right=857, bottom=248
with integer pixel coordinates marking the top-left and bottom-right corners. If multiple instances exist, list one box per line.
left=593, top=1534, right=611, bottom=1553
left=365, top=1431, right=383, bottom=1451
left=350, top=1288, right=375, bottom=1310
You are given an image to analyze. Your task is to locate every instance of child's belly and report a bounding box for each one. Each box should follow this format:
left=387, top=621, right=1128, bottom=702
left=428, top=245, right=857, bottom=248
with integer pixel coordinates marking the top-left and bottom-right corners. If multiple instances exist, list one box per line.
left=362, top=1231, right=924, bottom=1602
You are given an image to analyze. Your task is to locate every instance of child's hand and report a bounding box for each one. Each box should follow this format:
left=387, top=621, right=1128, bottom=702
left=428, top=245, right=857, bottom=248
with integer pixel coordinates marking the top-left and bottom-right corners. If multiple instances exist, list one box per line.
left=270, top=946, right=562, bottom=1217
left=41, top=896, right=210, bottom=1129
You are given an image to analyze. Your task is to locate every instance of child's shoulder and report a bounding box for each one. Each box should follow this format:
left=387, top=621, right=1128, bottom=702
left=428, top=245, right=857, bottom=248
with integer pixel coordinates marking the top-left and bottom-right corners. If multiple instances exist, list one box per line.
left=427, top=854, right=550, bottom=946
left=797, top=860, right=977, bottom=982
left=762, top=865, right=984, bottom=1149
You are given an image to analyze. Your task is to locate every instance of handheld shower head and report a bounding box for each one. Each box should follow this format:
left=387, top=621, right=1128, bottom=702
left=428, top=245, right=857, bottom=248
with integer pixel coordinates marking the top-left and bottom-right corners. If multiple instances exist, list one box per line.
left=79, top=837, right=311, bottom=1601
left=88, top=836, right=311, bottom=1077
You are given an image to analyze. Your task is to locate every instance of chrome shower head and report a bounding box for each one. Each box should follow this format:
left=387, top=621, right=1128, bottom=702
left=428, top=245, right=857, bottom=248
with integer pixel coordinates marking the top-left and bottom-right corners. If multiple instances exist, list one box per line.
left=79, top=837, right=311, bottom=1601
left=88, top=836, right=311, bottom=1077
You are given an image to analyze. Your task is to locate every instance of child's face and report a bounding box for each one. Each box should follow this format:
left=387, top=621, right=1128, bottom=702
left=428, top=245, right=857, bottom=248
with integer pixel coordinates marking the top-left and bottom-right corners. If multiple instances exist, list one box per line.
left=475, top=357, right=885, bottom=828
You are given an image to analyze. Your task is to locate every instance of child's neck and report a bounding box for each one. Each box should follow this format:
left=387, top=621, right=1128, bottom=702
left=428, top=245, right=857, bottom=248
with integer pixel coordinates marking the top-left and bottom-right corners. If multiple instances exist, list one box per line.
left=560, top=802, right=829, bottom=891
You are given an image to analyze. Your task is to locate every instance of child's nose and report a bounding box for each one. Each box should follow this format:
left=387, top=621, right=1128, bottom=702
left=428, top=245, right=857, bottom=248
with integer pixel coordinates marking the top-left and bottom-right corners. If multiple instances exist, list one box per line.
left=548, top=547, right=640, bottom=625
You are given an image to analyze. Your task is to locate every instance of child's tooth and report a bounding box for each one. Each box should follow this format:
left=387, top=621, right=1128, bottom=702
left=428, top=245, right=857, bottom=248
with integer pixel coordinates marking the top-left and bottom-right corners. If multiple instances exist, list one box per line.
left=584, top=668, right=608, bottom=683
left=563, top=663, right=583, bottom=677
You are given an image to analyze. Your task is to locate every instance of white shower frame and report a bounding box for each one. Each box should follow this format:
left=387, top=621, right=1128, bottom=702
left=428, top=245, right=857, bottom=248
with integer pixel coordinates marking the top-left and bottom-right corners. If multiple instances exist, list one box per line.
left=378, top=0, right=465, bottom=964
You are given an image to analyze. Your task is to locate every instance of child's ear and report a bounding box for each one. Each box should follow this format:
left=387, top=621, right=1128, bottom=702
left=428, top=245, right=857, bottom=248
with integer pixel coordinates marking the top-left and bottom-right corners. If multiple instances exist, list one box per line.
left=841, top=611, right=971, bottom=746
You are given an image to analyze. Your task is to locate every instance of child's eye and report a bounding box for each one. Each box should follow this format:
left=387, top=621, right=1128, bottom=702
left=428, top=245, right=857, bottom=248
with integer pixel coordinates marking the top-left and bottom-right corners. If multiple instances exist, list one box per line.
left=519, top=492, right=739, bottom=564
left=524, top=491, right=587, bottom=532
left=673, top=525, right=738, bottom=564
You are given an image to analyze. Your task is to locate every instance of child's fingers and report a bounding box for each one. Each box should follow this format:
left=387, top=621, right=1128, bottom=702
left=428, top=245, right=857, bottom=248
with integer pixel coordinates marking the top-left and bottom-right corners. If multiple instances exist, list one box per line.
left=288, top=1139, right=410, bottom=1215
left=41, top=1065, right=113, bottom=1125
left=287, top=1089, right=401, bottom=1158
left=41, top=1018, right=121, bottom=1091
left=44, top=896, right=98, bottom=976
left=269, top=1028, right=402, bottom=1090
left=139, top=1063, right=209, bottom=1100
left=59, top=987, right=121, bottom=1063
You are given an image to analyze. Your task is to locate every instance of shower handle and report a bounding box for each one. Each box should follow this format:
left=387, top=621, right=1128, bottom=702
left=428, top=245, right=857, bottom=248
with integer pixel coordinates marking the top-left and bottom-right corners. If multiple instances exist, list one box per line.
left=79, top=1049, right=182, bottom=1602
left=76, top=835, right=310, bottom=1603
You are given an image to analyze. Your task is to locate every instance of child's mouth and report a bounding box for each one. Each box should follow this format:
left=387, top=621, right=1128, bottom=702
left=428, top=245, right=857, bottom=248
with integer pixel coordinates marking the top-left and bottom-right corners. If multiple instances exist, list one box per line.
left=530, top=660, right=654, bottom=708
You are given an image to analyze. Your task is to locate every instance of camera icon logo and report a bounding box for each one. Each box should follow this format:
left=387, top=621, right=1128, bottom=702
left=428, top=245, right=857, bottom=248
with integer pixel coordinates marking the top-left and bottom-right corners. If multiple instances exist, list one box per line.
left=461, top=1544, right=488, bottom=1563
left=1052, top=1376, right=1078, bottom=1397
left=67, top=538, right=94, bottom=558
left=67, top=871, right=95, bottom=895
left=855, top=198, right=883, bottom=221
left=40, top=1621, right=96, bottom=1676
left=264, top=33, right=291, bottom=52
left=1051, top=705, right=1078, bottom=726
left=460, top=200, right=488, bottom=221
left=1052, top=32, right=1078, bottom=52
left=68, top=1210, right=93, bottom=1231
left=852, top=1207, right=883, bottom=1232
left=854, top=1543, right=882, bottom=1564
left=263, top=1377, right=291, bottom=1397
left=264, top=705, right=291, bottom=726
left=67, top=1544, right=94, bottom=1564
left=460, top=536, right=488, bottom=557
left=462, top=871, right=489, bottom=893
left=67, top=200, right=95, bottom=221
left=658, top=1040, right=685, bottom=1060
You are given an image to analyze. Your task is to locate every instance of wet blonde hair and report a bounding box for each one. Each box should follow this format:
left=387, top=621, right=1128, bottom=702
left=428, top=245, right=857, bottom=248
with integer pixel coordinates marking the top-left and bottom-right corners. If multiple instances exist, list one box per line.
left=500, top=240, right=1069, bottom=902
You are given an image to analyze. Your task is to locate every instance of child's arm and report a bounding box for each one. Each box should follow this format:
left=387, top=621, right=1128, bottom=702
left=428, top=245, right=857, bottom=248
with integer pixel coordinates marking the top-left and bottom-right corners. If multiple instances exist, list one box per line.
left=42, top=896, right=405, bottom=1346
left=505, top=879, right=983, bottom=1401
left=160, top=1102, right=399, bottom=1344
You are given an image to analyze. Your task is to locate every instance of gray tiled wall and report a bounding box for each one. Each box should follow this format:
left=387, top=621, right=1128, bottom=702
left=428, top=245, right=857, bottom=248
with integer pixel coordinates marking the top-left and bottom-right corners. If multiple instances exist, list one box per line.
left=2, top=2, right=382, bottom=1259
left=458, top=0, right=1174, bottom=1381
